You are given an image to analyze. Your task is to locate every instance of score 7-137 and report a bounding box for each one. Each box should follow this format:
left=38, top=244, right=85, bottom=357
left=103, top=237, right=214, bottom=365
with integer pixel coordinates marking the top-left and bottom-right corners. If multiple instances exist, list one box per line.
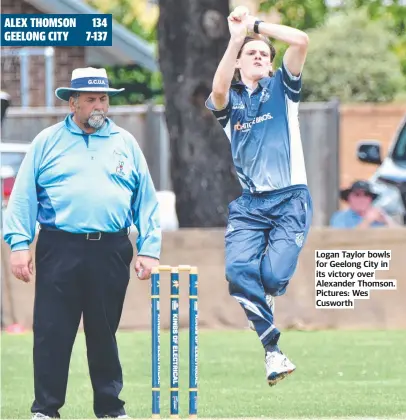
left=86, top=31, right=108, bottom=41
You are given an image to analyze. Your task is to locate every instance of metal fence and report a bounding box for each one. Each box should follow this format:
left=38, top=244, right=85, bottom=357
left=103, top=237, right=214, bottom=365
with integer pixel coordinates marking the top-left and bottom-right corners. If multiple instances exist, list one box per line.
left=2, top=101, right=340, bottom=226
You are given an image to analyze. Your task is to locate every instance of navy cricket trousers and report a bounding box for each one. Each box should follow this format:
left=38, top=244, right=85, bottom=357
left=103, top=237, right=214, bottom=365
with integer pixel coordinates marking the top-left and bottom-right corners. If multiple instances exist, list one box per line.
left=31, top=228, right=133, bottom=418
left=225, top=184, right=313, bottom=347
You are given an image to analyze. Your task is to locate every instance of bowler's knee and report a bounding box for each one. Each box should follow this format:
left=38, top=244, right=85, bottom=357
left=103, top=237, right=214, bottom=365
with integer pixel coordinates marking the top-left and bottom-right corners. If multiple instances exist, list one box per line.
left=225, top=260, right=238, bottom=284
left=261, top=257, right=297, bottom=295
left=225, top=259, right=254, bottom=287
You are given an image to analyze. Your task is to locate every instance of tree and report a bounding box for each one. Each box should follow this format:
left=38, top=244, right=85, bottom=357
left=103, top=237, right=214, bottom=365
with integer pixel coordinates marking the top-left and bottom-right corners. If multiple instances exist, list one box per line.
left=86, top=0, right=158, bottom=42
left=348, top=0, right=406, bottom=83
left=255, top=0, right=329, bottom=72
left=346, top=0, right=405, bottom=36
left=158, top=0, right=241, bottom=227
left=260, top=0, right=406, bottom=83
left=259, top=0, right=328, bottom=31
left=301, top=9, right=405, bottom=102
left=85, top=0, right=163, bottom=105
left=105, top=65, right=163, bottom=106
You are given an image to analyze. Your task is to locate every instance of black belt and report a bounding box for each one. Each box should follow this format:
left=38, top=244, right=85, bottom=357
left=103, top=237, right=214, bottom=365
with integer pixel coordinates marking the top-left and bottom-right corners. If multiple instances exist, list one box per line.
left=40, top=226, right=129, bottom=241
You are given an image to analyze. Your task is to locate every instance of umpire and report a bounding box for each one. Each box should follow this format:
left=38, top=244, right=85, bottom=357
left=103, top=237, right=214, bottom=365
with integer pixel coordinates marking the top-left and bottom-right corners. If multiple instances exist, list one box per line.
left=3, top=67, right=161, bottom=419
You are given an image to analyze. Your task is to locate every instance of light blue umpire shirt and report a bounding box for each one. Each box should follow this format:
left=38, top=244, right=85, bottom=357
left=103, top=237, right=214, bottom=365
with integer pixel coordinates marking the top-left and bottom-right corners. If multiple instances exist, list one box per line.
left=205, top=60, right=307, bottom=193
left=3, top=113, right=161, bottom=259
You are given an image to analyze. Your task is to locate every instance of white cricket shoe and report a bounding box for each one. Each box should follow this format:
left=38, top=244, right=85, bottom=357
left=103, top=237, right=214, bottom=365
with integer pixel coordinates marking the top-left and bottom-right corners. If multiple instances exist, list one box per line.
left=248, top=294, right=275, bottom=331
left=31, top=414, right=50, bottom=419
left=265, top=347, right=296, bottom=386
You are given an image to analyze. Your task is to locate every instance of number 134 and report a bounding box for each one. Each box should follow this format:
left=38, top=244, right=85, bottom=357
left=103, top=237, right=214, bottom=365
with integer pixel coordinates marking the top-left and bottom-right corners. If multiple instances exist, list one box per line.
left=92, top=18, right=107, bottom=27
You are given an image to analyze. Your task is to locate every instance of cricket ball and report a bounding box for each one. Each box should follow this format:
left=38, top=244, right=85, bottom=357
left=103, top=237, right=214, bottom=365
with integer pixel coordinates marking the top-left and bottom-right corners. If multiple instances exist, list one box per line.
left=233, top=6, right=249, bottom=17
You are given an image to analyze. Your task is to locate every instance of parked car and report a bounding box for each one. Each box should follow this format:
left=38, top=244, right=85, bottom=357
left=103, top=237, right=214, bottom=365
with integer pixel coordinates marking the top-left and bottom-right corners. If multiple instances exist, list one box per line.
left=356, top=115, right=406, bottom=224
left=1, top=90, right=11, bottom=124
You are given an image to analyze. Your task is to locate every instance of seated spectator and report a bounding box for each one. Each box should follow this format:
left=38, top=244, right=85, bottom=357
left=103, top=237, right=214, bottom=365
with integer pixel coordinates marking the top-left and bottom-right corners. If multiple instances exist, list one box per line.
left=330, top=180, right=397, bottom=228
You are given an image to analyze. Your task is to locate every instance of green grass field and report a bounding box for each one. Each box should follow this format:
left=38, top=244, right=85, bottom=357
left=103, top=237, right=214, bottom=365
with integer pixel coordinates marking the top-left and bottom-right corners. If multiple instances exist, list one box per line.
left=1, top=330, right=406, bottom=419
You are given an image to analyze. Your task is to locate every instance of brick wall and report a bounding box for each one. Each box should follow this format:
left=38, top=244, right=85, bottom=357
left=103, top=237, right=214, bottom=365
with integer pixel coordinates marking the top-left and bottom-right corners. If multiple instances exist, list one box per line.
left=340, top=104, right=406, bottom=189
left=1, top=0, right=85, bottom=106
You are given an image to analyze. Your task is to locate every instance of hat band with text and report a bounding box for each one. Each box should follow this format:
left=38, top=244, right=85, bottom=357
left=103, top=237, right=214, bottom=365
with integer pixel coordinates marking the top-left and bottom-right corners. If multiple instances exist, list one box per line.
left=71, top=77, right=109, bottom=89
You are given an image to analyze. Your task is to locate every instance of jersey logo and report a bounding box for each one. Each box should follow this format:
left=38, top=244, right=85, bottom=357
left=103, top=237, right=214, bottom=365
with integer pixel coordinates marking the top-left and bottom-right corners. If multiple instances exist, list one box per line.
left=260, top=88, right=270, bottom=103
left=234, top=121, right=243, bottom=131
left=116, top=160, right=125, bottom=177
left=226, top=223, right=235, bottom=234
left=113, top=150, right=126, bottom=177
left=234, top=113, right=273, bottom=132
left=295, top=232, right=305, bottom=247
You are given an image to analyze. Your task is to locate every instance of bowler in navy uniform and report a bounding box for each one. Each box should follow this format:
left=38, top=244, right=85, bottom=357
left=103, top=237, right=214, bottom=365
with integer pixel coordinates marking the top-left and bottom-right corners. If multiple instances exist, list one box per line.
left=206, top=7, right=313, bottom=386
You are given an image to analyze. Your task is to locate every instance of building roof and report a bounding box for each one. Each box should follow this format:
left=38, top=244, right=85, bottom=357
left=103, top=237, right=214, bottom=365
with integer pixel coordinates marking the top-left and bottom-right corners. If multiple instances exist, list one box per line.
left=25, top=0, right=158, bottom=71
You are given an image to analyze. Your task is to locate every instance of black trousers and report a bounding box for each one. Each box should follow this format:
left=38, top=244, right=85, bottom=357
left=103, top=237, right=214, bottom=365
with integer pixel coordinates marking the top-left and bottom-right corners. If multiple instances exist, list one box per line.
left=31, top=229, right=133, bottom=418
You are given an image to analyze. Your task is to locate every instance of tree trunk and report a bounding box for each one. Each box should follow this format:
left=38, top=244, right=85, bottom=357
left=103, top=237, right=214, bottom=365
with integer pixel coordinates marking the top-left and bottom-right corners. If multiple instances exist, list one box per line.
left=158, top=0, right=241, bottom=227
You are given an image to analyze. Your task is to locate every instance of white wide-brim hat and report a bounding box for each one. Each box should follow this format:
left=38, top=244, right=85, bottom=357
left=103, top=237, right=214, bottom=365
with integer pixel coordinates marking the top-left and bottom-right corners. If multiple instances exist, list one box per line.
left=55, top=67, right=125, bottom=101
